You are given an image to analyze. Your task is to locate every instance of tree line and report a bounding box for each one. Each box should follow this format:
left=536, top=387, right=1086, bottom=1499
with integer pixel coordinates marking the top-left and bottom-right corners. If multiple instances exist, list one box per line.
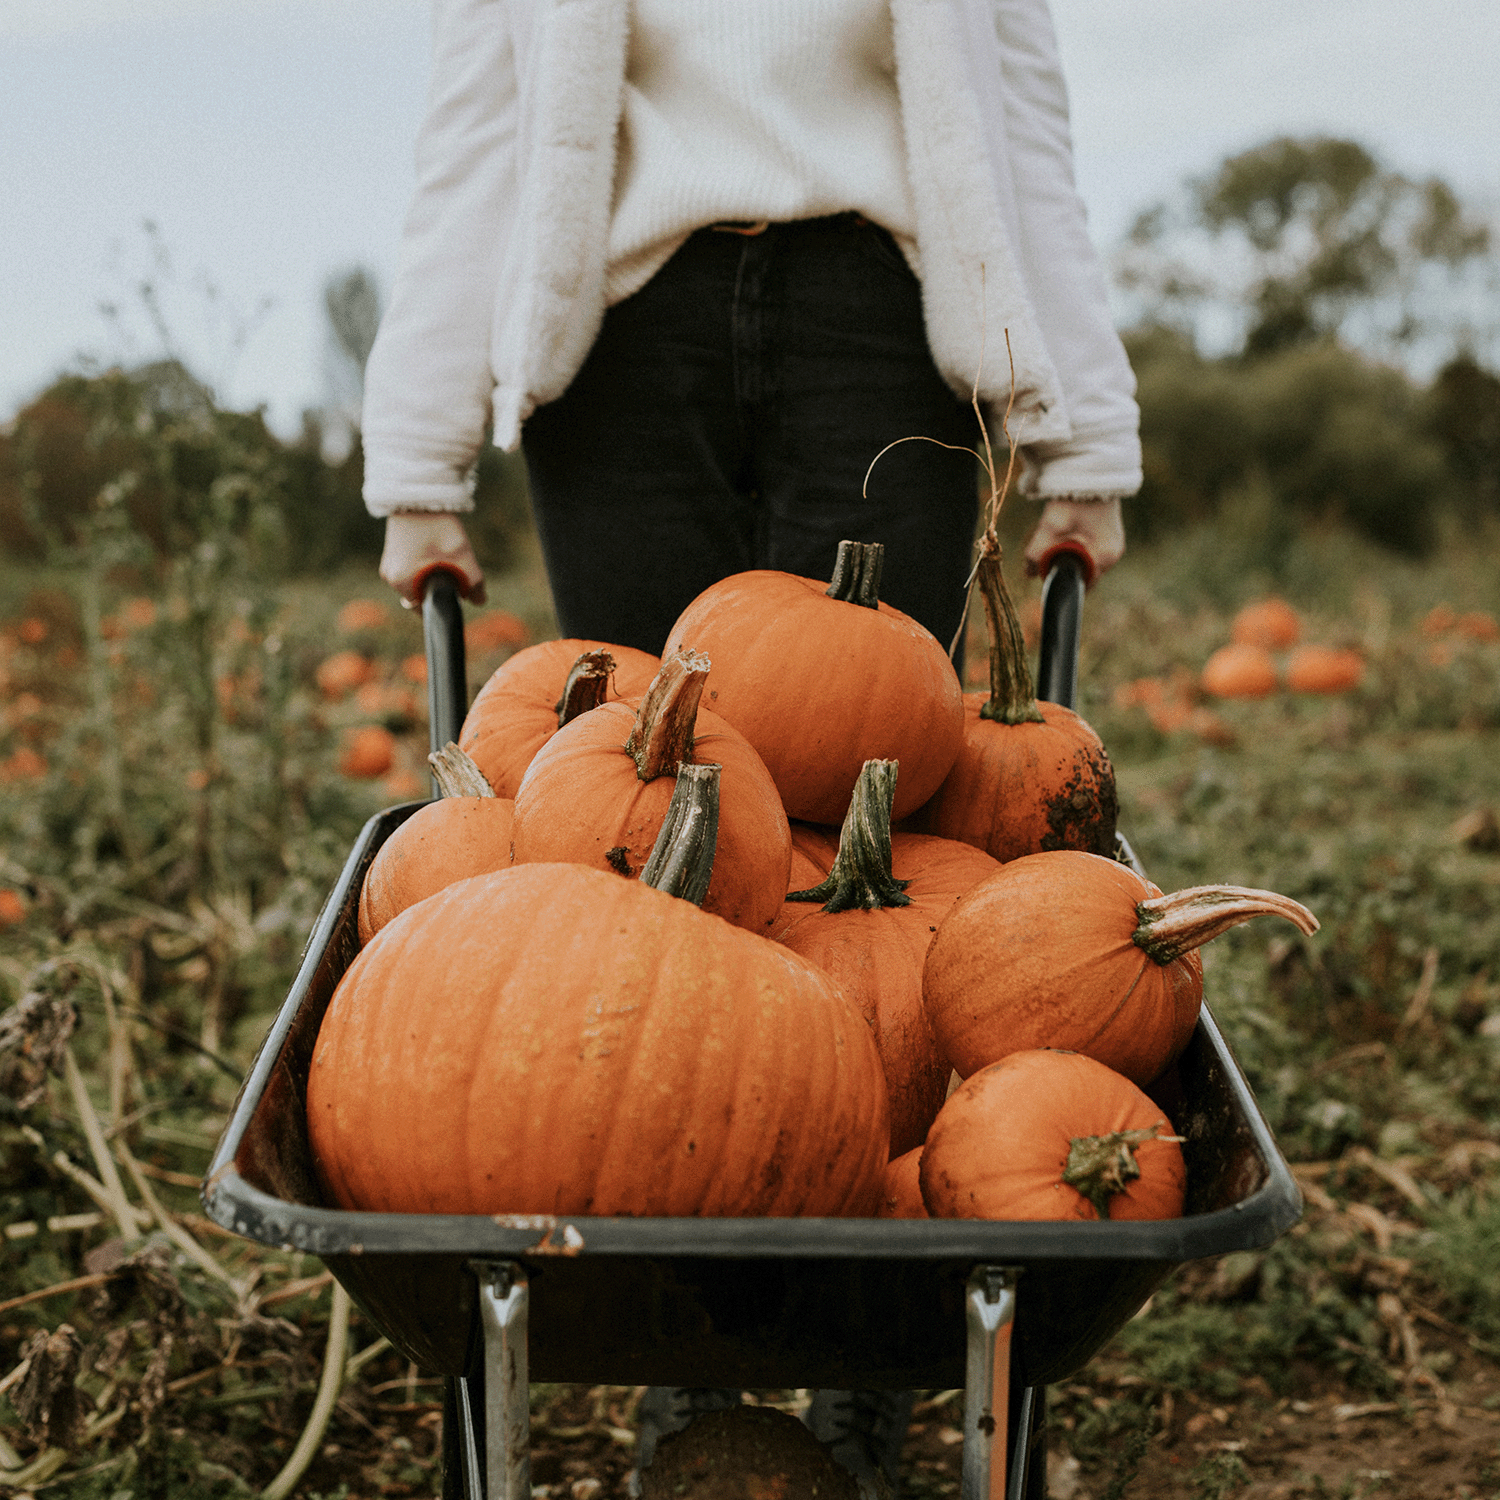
left=2, top=136, right=1497, bottom=574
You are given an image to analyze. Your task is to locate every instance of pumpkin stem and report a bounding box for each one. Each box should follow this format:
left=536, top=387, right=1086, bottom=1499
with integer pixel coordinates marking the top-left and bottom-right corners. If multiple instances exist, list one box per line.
left=1061, top=1123, right=1176, bottom=1220
left=640, top=762, right=720, bottom=907
left=1132, top=885, right=1320, bottom=965
left=786, top=758, right=911, bottom=912
left=624, top=649, right=711, bottom=782
left=975, top=541, right=1044, bottom=726
left=826, top=540, right=884, bottom=609
left=553, top=649, right=614, bottom=728
left=428, top=742, right=495, bottom=798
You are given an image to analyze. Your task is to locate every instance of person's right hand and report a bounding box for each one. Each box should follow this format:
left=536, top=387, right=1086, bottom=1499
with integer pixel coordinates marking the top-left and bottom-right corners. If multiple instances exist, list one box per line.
left=379, top=512, right=487, bottom=607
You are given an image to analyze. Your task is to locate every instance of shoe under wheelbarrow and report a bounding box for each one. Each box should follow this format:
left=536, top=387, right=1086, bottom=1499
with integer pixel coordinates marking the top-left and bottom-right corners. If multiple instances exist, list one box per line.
left=202, top=561, right=1301, bottom=1500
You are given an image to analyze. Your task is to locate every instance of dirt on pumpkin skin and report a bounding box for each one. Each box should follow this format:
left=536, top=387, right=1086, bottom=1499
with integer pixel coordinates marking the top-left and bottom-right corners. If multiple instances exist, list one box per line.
left=638, top=1406, right=861, bottom=1500
left=1038, top=742, right=1119, bottom=859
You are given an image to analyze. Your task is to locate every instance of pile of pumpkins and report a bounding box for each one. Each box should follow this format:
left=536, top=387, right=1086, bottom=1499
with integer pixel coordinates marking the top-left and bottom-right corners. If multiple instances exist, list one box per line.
left=307, top=541, right=1316, bottom=1226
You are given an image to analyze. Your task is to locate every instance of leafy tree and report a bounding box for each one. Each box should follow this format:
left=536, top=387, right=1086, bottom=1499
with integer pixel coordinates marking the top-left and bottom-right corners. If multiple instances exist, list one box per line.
left=1117, top=136, right=1494, bottom=364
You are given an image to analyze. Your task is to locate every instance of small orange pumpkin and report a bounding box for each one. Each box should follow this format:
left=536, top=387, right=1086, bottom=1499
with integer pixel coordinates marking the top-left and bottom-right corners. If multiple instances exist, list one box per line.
left=338, top=725, right=398, bottom=779
left=920, top=1050, right=1186, bottom=1221
left=906, top=545, right=1116, bottom=863
left=923, top=850, right=1318, bottom=1087
left=317, top=649, right=377, bottom=701
left=357, top=746, right=515, bottom=944
left=1231, top=597, right=1300, bottom=650
left=1285, top=645, right=1363, bottom=695
left=1201, top=643, right=1277, bottom=699
left=459, top=639, right=662, bottom=798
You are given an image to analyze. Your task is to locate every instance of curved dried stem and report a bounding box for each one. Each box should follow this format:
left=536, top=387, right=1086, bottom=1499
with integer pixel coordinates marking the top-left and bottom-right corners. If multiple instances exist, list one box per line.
left=428, top=742, right=495, bottom=798
left=1133, top=885, right=1320, bottom=965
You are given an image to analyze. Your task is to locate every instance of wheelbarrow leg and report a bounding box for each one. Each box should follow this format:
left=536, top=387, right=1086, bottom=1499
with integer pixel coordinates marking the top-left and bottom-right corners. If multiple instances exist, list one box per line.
left=961, top=1266, right=1019, bottom=1500
left=461, top=1260, right=530, bottom=1500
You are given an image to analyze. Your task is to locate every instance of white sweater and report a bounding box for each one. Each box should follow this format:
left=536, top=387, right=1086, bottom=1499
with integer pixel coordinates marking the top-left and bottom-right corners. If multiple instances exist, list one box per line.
left=606, top=0, right=915, bottom=305
left=362, top=0, right=1141, bottom=516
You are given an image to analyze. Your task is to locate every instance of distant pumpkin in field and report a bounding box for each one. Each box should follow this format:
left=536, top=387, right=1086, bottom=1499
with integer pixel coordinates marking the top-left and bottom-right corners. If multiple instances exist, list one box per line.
left=339, top=725, right=398, bottom=779
left=1286, top=645, right=1363, bottom=695
left=1231, top=597, right=1300, bottom=651
left=1201, top=643, right=1277, bottom=699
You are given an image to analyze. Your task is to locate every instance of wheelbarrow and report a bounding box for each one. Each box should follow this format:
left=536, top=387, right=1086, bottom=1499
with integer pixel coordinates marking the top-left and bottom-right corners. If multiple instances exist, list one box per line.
left=202, top=559, right=1302, bottom=1499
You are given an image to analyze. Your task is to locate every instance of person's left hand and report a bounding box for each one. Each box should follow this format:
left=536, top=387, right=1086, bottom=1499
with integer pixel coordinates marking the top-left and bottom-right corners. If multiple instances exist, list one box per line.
left=1023, top=498, right=1125, bottom=586
left=379, top=512, right=488, bottom=607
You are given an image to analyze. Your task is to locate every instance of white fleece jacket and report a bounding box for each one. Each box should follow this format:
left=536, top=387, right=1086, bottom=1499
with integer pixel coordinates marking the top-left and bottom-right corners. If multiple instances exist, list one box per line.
left=361, top=0, right=1141, bottom=517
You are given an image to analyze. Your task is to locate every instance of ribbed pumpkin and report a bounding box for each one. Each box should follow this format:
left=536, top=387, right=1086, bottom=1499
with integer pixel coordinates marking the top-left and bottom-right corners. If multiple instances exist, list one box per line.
left=907, top=545, right=1116, bottom=863
left=356, top=746, right=515, bottom=945
left=307, top=768, right=889, bottom=1218
left=510, top=650, right=792, bottom=933
left=772, top=760, right=1001, bottom=1156
left=663, top=542, right=965, bottom=825
left=920, top=1050, right=1186, bottom=1221
left=924, top=850, right=1318, bottom=1087
left=458, top=638, right=661, bottom=797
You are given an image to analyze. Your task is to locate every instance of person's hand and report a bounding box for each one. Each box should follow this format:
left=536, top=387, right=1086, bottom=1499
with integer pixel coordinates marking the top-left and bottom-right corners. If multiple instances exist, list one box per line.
left=380, top=512, right=487, bottom=607
left=1023, top=498, right=1125, bottom=587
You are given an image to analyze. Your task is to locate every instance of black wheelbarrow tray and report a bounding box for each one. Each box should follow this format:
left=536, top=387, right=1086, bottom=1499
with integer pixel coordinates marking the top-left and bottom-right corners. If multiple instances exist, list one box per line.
left=201, top=564, right=1302, bottom=1500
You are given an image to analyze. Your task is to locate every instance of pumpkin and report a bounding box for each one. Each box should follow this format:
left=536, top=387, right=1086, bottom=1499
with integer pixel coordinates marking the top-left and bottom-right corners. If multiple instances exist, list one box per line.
left=356, top=745, right=515, bottom=945
left=510, top=650, right=792, bottom=933
left=308, top=764, right=890, bottom=1218
left=337, top=598, right=389, bottom=634
left=662, top=541, right=965, bottom=825
left=920, top=1050, right=1186, bottom=1221
left=1231, top=597, right=1300, bottom=651
left=773, top=760, right=1002, bottom=1156
left=1285, top=645, right=1363, bottom=695
left=338, top=724, right=398, bottom=779
left=459, top=638, right=662, bottom=798
left=877, top=1146, right=927, bottom=1219
left=1201, top=643, right=1277, bottom=700
left=316, top=649, right=377, bottom=701
left=923, top=850, right=1319, bottom=1087
left=906, top=544, right=1117, bottom=863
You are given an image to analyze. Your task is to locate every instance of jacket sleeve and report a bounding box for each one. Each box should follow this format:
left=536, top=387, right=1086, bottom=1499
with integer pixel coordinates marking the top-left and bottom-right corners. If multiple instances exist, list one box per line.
left=989, top=0, right=1142, bottom=501
left=361, top=0, right=519, bottom=517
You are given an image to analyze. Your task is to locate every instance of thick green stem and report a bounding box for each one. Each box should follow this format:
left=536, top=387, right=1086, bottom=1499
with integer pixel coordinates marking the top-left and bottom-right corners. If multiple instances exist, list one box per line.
left=427, top=742, right=495, bottom=798
left=825, top=540, right=884, bottom=609
left=639, top=763, right=720, bottom=907
left=975, top=545, right=1044, bottom=725
left=1061, top=1125, right=1169, bottom=1220
left=623, top=650, right=710, bottom=781
left=786, top=758, right=911, bottom=912
left=553, top=649, right=614, bottom=728
left=1132, top=885, right=1320, bottom=965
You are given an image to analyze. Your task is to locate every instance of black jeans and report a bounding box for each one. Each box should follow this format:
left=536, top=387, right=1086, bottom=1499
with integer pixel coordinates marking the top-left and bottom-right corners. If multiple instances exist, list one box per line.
left=522, top=213, right=980, bottom=658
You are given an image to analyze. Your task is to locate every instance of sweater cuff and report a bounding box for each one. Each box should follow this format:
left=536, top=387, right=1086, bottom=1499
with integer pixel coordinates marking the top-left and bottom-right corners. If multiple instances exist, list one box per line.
left=361, top=437, right=480, bottom=519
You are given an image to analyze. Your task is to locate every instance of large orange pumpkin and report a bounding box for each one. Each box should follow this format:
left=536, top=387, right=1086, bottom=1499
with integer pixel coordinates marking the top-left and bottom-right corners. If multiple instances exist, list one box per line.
left=923, top=850, right=1318, bottom=1087
left=907, top=546, right=1116, bottom=863
left=510, top=650, right=792, bottom=933
left=307, top=866, right=890, bottom=1217
left=459, top=638, right=661, bottom=798
left=663, top=542, right=964, bottom=825
left=920, top=1050, right=1186, bottom=1221
left=772, top=760, right=1001, bottom=1156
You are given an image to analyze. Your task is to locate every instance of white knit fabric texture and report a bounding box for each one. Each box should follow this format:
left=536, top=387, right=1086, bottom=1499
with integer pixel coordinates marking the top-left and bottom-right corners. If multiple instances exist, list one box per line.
left=605, top=0, right=917, bottom=304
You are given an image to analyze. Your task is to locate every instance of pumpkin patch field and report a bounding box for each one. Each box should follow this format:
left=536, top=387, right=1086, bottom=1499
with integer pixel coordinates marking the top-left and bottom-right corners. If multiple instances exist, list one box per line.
left=2, top=497, right=1500, bottom=1500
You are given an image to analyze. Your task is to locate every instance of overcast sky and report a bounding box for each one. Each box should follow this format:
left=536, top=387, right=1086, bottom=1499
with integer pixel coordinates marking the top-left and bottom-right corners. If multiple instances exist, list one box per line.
left=6, top=0, right=1499, bottom=433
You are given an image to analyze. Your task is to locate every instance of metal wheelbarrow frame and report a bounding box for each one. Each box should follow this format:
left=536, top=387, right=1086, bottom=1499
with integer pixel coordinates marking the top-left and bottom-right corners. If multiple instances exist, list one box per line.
left=203, top=562, right=1302, bottom=1498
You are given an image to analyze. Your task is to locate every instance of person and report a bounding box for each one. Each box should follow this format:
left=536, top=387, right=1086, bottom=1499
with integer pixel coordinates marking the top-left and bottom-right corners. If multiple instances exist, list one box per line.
left=362, top=0, right=1139, bottom=1490
left=366, top=0, right=1139, bottom=653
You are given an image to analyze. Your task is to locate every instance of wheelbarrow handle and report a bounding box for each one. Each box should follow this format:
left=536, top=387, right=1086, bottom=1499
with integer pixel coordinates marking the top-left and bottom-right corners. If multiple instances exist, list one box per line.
left=420, top=568, right=470, bottom=755
left=1036, top=552, right=1085, bottom=712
